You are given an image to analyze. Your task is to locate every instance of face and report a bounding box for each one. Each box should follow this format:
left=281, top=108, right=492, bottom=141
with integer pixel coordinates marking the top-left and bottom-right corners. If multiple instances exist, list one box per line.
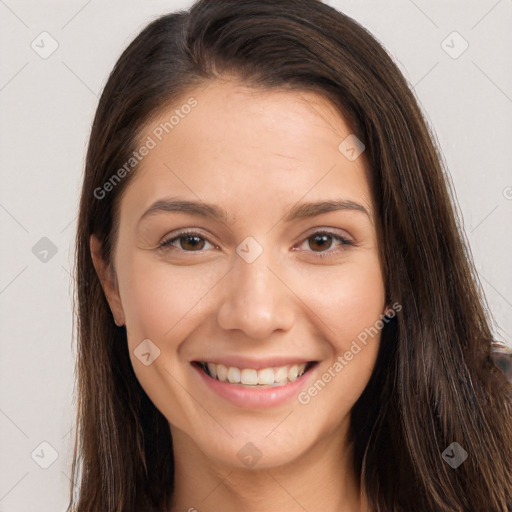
left=92, top=79, right=387, bottom=470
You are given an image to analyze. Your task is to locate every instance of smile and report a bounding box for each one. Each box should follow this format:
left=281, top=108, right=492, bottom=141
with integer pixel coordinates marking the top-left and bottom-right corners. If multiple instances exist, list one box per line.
left=195, top=361, right=316, bottom=387
left=191, top=358, right=319, bottom=408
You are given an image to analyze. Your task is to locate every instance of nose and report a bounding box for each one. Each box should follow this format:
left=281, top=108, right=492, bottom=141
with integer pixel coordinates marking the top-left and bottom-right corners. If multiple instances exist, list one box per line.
left=216, top=246, right=295, bottom=340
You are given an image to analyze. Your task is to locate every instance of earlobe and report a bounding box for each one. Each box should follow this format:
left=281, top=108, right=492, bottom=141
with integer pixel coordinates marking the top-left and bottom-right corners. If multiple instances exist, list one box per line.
left=90, top=234, right=125, bottom=327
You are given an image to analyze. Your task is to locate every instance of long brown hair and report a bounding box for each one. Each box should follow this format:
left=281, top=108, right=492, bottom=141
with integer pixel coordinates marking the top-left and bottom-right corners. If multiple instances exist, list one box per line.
left=69, top=1, right=512, bottom=510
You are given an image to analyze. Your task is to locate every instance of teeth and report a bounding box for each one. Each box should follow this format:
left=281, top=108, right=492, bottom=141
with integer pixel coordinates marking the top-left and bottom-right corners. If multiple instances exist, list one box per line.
left=202, top=361, right=309, bottom=386
left=207, top=363, right=217, bottom=379
left=241, top=368, right=258, bottom=385
left=288, top=365, right=298, bottom=381
left=274, top=366, right=288, bottom=383
left=258, top=368, right=274, bottom=385
left=216, top=364, right=228, bottom=382
left=227, top=366, right=240, bottom=384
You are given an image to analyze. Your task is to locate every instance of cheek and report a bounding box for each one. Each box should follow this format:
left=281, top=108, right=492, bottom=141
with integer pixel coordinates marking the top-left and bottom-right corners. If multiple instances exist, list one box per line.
left=115, top=257, right=227, bottom=429
left=117, top=254, right=226, bottom=345
left=297, top=255, right=385, bottom=401
left=300, top=254, right=386, bottom=347
left=337, top=267, right=385, bottom=350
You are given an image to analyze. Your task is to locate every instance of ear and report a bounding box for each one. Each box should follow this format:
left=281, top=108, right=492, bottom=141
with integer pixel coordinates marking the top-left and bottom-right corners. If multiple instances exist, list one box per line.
left=90, top=234, right=125, bottom=326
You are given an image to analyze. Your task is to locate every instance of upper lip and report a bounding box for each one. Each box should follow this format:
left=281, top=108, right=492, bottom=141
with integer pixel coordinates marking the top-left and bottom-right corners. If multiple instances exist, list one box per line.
left=192, top=356, right=317, bottom=370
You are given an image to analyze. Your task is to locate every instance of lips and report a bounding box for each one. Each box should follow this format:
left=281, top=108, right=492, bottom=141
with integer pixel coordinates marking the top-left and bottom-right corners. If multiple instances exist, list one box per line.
left=194, top=360, right=317, bottom=386
left=191, top=358, right=318, bottom=408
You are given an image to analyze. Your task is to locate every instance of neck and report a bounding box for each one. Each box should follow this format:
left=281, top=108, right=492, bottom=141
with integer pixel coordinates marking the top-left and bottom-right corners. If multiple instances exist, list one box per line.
left=168, top=419, right=369, bottom=512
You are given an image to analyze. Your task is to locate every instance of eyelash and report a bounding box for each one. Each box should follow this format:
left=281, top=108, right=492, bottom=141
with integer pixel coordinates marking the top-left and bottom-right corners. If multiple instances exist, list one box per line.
left=158, top=229, right=355, bottom=259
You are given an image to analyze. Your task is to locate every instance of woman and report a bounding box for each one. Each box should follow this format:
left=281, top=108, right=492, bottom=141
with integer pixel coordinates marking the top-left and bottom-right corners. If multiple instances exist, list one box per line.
left=69, top=1, right=512, bottom=510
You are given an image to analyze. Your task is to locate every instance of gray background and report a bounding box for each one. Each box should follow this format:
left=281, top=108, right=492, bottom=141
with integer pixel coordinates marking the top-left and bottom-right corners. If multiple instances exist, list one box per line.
left=0, top=1, right=511, bottom=510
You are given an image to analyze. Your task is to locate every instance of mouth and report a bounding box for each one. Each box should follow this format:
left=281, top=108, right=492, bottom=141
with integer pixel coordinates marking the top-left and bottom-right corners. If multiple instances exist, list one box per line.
left=192, top=360, right=318, bottom=388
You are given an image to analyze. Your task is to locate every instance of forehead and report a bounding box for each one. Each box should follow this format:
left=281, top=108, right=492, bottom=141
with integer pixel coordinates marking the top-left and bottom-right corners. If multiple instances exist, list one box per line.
left=120, top=79, right=374, bottom=223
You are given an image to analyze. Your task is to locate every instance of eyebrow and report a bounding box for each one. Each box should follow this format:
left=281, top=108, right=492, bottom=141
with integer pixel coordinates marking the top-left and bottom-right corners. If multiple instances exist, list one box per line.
left=139, top=198, right=230, bottom=224
left=138, top=197, right=370, bottom=225
left=282, top=199, right=370, bottom=222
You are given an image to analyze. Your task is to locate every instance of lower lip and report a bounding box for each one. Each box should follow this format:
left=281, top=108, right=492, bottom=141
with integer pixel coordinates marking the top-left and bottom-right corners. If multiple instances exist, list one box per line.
left=192, top=363, right=315, bottom=409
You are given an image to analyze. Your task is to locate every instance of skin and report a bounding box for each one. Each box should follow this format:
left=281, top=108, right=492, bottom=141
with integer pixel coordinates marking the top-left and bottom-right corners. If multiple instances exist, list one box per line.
left=91, top=78, right=387, bottom=512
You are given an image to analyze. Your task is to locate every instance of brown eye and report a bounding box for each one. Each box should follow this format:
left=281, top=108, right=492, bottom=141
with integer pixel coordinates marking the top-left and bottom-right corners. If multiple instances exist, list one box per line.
left=296, top=230, right=354, bottom=259
left=308, top=233, right=334, bottom=252
left=159, top=231, right=215, bottom=252
left=177, top=234, right=206, bottom=251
